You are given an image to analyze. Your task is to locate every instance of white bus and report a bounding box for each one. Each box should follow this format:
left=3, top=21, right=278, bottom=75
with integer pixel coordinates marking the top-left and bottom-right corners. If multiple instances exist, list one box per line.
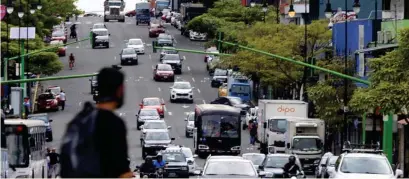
left=4, top=119, right=48, bottom=178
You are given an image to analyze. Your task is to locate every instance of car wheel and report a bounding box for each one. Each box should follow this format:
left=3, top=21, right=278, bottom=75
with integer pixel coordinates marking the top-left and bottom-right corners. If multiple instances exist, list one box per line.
left=136, top=21, right=139, bottom=25
left=185, top=130, right=189, bottom=137
left=171, top=77, right=175, bottom=82
left=160, top=114, right=164, bottom=118
left=106, top=44, right=110, bottom=48
left=135, top=61, right=138, bottom=65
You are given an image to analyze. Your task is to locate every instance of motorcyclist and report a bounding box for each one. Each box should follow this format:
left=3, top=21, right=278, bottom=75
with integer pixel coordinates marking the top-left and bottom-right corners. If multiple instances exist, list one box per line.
left=283, top=155, right=303, bottom=178
left=139, top=157, right=156, bottom=177
left=153, top=154, right=166, bottom=168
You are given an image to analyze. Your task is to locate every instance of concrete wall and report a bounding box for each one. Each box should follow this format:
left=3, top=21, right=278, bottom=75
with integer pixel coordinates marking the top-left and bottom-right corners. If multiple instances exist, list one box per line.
left=381, top=19, right=409, bottom=41
left=332, top=19, right=374, bottom=55
left=318, top=0, right=382, bottom=19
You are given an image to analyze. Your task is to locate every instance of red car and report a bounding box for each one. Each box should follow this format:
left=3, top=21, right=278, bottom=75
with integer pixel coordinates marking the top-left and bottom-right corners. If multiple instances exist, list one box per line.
left=149, top=24, right=165, bottom=38
left=51, top=30, right=67, bottom=44
left=140, top=97, right=165, bottom=118
left=37, top=93, right=59, bottom=111
left=49, top=40, right=66, bottom=56
left=153, top=64, right=174, bottom=82
left=46, top=86, right=62, bottom=104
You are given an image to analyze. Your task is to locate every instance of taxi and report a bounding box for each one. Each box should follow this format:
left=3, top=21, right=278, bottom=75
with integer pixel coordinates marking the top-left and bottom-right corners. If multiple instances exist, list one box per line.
left=218, top=83, right=228, bottom=97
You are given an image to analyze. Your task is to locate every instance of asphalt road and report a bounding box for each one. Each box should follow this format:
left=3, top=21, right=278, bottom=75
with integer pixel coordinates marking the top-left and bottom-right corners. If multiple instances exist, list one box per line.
left=45, top=16, right=257, bottom=170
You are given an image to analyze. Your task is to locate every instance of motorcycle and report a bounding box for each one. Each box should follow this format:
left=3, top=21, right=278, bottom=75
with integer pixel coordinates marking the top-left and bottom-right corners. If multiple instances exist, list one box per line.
left=288, top=171, right=305, bottom=179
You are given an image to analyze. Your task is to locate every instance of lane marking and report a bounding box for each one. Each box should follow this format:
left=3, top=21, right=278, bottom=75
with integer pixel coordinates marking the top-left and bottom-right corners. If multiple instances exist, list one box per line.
left=76, top=46, right=79, bottom=48
left=149, top=54, right=151, bottom=59
left=114, top=56, right=117, bottom=60
left=78, top=102, right=82, bottom=106
left=202, top=100, right=206, bottom=104
left=192, top=77, right=195, bottom=82
left=187, top=66, right=191, bottom=71
left=197, top=89, right=201, bottom=93
left=168, top=112, right=172, bottom=116
left=158, top=87, right=161, bottom=92
left=163, top=105, right=167, bottom=112
left=183, top=56, right=186, bottom=61
left=152, top=65, right=154, bottom=69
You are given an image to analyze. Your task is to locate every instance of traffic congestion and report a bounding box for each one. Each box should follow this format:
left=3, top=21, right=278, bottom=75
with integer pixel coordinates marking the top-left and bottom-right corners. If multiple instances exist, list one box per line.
left=0, top=1, right=405, bottom=179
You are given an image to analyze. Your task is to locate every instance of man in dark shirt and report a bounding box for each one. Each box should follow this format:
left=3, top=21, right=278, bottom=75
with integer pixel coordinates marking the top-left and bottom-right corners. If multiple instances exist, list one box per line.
left=60, top=67, right=132, bottom=178
left=47, top=148, right=60, bottom=178
left=139, top=157, right=156, bottom=177
left=283, top=155, right=302, bottom=178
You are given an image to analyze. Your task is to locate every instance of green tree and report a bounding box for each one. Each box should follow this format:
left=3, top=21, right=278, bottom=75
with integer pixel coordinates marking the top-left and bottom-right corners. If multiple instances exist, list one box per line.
left=349, top=28, right=409, bottom=114
left=28, top=52, right=63, bottom=76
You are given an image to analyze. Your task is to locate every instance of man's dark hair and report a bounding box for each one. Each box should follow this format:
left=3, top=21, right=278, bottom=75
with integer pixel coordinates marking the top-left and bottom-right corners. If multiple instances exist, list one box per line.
left=97, top=67, right=124, bottom=101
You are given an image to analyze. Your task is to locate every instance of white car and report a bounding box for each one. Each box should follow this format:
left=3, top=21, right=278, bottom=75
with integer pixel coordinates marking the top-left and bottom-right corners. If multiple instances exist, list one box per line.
left=184, top=112, right=194, bottom=137
left=127, top=38, right=145, bottom=54
left=329, top=152, right=403, bottom=179
left=315, top=152, right=334, bottom=178
left=166, top=145, right=198, bottom=174
left=189, top=30, right=207, bottom=41
left=140, top=120, right=171, bottom=137
left=92, top=23, right=107, bottom=30
left=169, top=81, right=194, bottom=103
left=196, top=157, right=259, bottom=178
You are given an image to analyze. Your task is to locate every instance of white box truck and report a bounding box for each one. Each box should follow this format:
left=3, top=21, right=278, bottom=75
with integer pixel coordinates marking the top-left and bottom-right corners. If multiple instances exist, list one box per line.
left=104, top=0, right=126, bottom=22
left=257, top=100, right=308, bottom=154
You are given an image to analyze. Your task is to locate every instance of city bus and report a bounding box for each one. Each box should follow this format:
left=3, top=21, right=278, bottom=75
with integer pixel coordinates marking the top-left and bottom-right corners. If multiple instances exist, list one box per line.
left=193, top=104, right=241, bottom=158
left=4, top=119, right=48, bottom=178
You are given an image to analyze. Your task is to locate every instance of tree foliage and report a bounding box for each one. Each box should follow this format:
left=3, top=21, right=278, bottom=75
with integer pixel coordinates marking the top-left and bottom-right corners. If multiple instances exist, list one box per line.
left=28, top=52, right=63, bottom=76
left=349, top=28, right=409, bottom=114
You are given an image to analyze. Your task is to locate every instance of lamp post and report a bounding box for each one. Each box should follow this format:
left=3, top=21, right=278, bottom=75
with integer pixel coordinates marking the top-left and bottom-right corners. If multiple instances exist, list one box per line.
left=5, top=1, right=14, bottom=82
left=262, top=3, right=268, bottom=23
left=276, top=0, right=279, bottom=24
left=288, top=0, right=295, bottom=18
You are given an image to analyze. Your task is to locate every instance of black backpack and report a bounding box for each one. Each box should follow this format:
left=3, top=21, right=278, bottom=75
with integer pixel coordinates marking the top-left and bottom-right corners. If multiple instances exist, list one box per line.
left=59, top=102, right=102, bottom=177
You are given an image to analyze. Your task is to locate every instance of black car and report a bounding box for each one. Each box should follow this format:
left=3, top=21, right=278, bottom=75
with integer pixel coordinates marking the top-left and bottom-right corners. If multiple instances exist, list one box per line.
left=89, top=76, right=97, bottom=94
left=210, top=96, right=250, bottom=115
left=162, top=54, right=183, bottom=74
left=157, top=34, right=174, bottom=47
left=160, top=47, right=179, bottom=61
left=140, top=130, right=175, bottom=159
left=210, top=69, right=228, bottom=88
left=158, top=149, right=190, bottom=178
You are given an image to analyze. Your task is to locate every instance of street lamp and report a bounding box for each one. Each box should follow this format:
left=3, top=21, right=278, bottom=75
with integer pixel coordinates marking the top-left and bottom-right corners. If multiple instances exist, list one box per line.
left=262, top=3, right=268, bottom=23
left=37, top=0, right=42, bottom=10
left=5, top=1, right=14, bottom=82
left=288, top=4, right=295, bottom=18
left=18, top=11, right=24, bottom=18
left=250, top=2, right=255, bottom=7
left=353, top=0, right=361, bottom=14
left=324, top=0, right=332, bottom=19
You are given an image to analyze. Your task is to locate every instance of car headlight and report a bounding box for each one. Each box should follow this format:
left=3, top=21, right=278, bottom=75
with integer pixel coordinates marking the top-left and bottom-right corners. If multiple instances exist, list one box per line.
left=171, top=90, right=176, bottom=94
left=181, top=167, right=188, bottom=170
left=144, top=144, right=151, bottom=147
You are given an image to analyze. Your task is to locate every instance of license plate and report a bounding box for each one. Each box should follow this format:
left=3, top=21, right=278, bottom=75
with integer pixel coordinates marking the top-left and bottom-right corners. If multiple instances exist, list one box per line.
left=164, top=76, right=168, bottom=79
left=46, top=106, right=50, bottom=109
left=128, top=60, right=131, bottom=62
left=168, top=173, right=176, bottom=177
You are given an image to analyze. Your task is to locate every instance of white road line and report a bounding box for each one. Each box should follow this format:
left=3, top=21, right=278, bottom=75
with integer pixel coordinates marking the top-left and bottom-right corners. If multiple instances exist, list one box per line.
left=152, top=65, right=154, bottom=69
left=183, top=56, right=186, bottom=61
left=202, top=100, right=206, bottom=104
left=149, top=54, right=151, bottom=59
left=79, top=102, right=82, bottom=106
left=76, top=46, right=79, bottom=48
left=192, top=77, right=195, bottom=82
left=197, top=89, right=201, bottom=93
left=187, top=66, right=191, bottom=71
left=114, top=56, right=117, bottom=60
left=158, top=87, right=161, bottom=92
left=168, top=112, right=172, bottom=116
left=163, top=105, right=167, bottom=112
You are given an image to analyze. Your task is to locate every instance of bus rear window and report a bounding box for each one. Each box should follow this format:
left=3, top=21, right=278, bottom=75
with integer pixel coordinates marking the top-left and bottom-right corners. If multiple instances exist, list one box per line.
left=201, top=115, right=239, bottom=138
left=231, top=85, right=250, bottom=94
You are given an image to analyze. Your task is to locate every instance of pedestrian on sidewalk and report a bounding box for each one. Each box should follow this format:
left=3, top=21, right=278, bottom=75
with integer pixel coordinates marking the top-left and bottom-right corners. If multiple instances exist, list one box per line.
left=60, top=67, right=132, bottom=178
left=59, top=90, right=66, bottom=110
left=47, top=148, right=60, bottom=178
left=23, top=97, right=31, bottom=117
left=250, top=121, right=258, bottom=145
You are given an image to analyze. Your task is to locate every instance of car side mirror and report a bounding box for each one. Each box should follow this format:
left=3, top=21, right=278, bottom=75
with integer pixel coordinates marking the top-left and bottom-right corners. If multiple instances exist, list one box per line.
left=49, top=119, right=53, bottom=122
left=193, top=170, right=201, bottom=175
left=193, top=154, right=198, bottom=158
left=171, top=137, right=175, bottom=140
left=286, top=143, right=290, bottom=149
left=395, top=169, right=403, bottom=177
left=258, top=171, right=267, bottom=177
left=167, top=126, right=171, bottom=129
left=184, top=118, right=188, bottom=121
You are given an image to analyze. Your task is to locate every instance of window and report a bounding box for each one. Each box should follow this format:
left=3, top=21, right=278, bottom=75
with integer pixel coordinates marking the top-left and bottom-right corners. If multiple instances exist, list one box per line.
left=157, top=64, right=173, bottom=71
left=129, top=40, right=143, bottom=45
left=292, top=138, right=321, bottom=151
left=136, top=9, right=150, bottom=14
left=201, top=115, right=239, bottom=138
left=94, top=30, right=108, bottom=36
left=228, top=97, right=243, bottom=105
left=268, top=119, right=287, bottom=133
left=162, top=152, right=186, bottom=162
left=173, top=83, right=191, bottom=89
left=264, top=156, right=302, bottom=169
left=163, top=54, right=180, bottom=61
left=340, top=157, right=392, bottom=174
left=204, top=161, right=257, bottom=176
left=143, top=98, right=161, bottom=106
left=140, top=110, right=159, bottom=116
left=242, top=154, right=265, bottom=166
left=144, top=122, right=167, bottom=130
left=122, top=49, right=136, bottom=54
left=52, top=31, right=64, bottom=37
left=39, top=94, right=55, bottom=100
left=145, top=132, right=170, bottom=140
left=231, top=85, right=250, bottom=94
left=5, top=129, right=27, bottom=166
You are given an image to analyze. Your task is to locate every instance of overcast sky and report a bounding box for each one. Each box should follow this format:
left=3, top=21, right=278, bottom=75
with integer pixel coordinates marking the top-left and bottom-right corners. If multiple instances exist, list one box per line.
left=75, top=0, right=141, bottom=13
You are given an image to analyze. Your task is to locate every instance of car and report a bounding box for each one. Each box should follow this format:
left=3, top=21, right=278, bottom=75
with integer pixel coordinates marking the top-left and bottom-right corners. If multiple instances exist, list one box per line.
left=258, top=153, right=304, bottom=178
left=89, top=75, right=98, bottom=94
left=210, top=96, right=250, bottom=115
left=242, top=153, right=266, bottom=169
left=27, top=113, right=53, bottom=141
left=51, top=30, right=67, bottom=44
left=157, top=33, right=174, bottom=47
left=165, top=145, right=198, bottom=175
left=169, top=81, right=194, bottom=103
left=148, top=23, right=165, bottom=38
left=161, top=54, right=183, bottom=74
left=140, top=130, right=175, bottom=159
left=136, top=108, right=161, bottom=130
left=153, top=64, right=175, bottom=82
left=91, top=23, right=107, bottom=30
left=36, top=92, right=59, bottom=111
left=46, top=86, right=62, bottom=105
left=210, top=69, right=228, bottom=87
left=321, top=155, right=338, bottom=178
left=119, top=48, right=138, bottom=65
left=160, top=47, right=178, bottom=61
left=140, top=97, right=165, bottom=118
left=329, top=150, right=403, bottom=179
left=184, top=112, right=194, bottom=137
left=49, top=40, right=66, bottom=56
left=207, top=56, right=221, bottom=75
left=170, top=13, right=180, bottom=26
left=218, top=83, right=228, bottom=97
left=92, top=28, right=110, bottom=48
left=204, top=47, right=219, bottom=62
left=189, top=30, right=207, bottom=41
left=126, top=38, right=145, bottom=54
left=195, top=156, right=260, bottom=178
left=315, top=152, right=334, bottom=178
left=157, top=147, right=190, bottom=178
left=140, top=120, right=171, bottom=135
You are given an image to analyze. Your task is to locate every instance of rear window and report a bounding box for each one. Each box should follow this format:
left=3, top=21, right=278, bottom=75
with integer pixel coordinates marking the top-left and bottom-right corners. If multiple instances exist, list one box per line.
left=39, top=94, right=54, bottom=100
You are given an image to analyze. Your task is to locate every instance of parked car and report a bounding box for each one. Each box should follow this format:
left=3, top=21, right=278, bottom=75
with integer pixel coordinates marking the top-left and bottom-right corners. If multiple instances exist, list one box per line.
left=37, top=93, right=59, bottom=111
left=189, top=30, right=207, bottom=41
left=49, top=40, right=66, bottom=56
left=148, top=23, right=165, bottom=38
left=51, top=30, right=67, bottom=44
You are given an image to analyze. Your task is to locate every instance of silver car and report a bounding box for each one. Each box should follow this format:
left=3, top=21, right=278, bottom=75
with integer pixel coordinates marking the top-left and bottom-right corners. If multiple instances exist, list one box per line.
left=242, top=153, right=266, bottom=169
left=184, top=112, right=194, bottom=137
left=136, top=108, right=160, bottom=130
left=120, top=48, right=138, bottom=65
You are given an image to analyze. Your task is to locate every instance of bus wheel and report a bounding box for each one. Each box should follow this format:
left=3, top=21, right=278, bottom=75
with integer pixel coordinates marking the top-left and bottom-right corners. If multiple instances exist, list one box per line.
left=42, top=166, right=45, bottom=178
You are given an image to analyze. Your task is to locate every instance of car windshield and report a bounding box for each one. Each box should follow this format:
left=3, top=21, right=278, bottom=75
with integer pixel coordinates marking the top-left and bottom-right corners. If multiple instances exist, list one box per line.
left=93, top=24, right=105, bottom=29
left=243, top=154, right=265, bottom=166
left=328, top=156, right=338, bottom=166
left=143, top=99, right=161, bottom=106
left=158, top=65, right=173, bottom=71
left=228, top=97, right=243, bottom=105
left=205, top=161, right=257, bottom=176
left=39, top=93, right=54, bottom=100
left=162, top=49, right=178, bottom=54
left=48, top=87, right=60, bottom=95
left=144, top=122, right=167, bottom=129
left=52, top=31, right=64, bottom=37
left=145, top=132, right=170, bottom=140
left=340, top=157, right=392, bottom=174
left=27, top=115, right=48, bottom=123
left=163, top=55, right=180, bottom=61
left=159, top=35, right=172, bottom=40
left=94, top=30, right=108, bottom=36
left=231, top=85, right=250, bottom=94
left=140, top=110, right=159, bottom=116
left=162, top=152, right=186, bottom=162
left=182, top=148, right=193, bottom=158
left=292, top=138, right=322, bottom=151
left=201, top=115, right=239, bottom=138
left=122, top=49, right=136, bottom=55
left=173, top=83, right=191, bottom=89
left=129, top=39, right=142, bottom=45
left=265, top=156, right=289, bottom=168
left=214, top=69, right=228, bottom=76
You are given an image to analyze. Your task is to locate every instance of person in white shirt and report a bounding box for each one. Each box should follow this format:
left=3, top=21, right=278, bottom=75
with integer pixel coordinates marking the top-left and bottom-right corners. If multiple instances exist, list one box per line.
left=59, top=90, right=66, bottom=110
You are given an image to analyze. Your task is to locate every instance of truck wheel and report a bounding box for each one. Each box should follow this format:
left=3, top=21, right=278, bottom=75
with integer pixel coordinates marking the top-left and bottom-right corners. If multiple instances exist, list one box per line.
left=136, top=21, right=139, bottom=25
left=104, top=18, right=108, bottom=22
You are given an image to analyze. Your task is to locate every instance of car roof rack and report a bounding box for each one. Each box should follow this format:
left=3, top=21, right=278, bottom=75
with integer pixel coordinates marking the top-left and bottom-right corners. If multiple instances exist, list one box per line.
left=342, top=141, right=384, bottom=154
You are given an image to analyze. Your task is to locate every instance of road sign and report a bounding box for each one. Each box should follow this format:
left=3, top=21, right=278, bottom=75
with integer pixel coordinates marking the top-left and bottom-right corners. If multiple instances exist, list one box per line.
left=0, top=5, right=5, bottom=20
left=10, top=27, right=36, bottom=39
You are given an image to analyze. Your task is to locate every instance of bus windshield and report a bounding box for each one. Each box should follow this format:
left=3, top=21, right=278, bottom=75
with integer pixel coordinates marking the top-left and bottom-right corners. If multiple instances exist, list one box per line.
left=231, top=85, right=250, bottom=94
left=136, top=9, right=150, bottom=14
left=201, top=115, right=239, bottom=138
left=5, top=126, right=28, bottom=167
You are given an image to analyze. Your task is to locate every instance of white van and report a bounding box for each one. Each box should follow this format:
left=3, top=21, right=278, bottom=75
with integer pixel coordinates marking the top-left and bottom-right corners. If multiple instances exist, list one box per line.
left=92, top=28, right=110, bottom=48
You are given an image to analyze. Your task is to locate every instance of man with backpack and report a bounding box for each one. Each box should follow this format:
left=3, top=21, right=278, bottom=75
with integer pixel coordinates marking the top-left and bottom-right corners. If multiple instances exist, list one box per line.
left=59, top=67, right=133, bottom=178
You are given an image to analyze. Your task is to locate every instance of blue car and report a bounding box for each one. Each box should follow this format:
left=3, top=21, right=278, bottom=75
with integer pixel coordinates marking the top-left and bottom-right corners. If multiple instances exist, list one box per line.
left=27, top=113, right=53, bottom=141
